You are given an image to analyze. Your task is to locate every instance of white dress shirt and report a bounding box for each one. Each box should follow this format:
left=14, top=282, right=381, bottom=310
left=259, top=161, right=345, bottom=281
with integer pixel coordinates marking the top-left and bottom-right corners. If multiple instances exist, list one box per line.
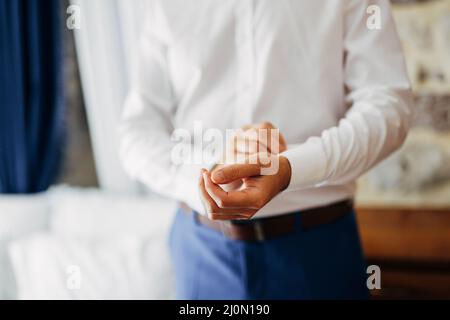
left=119, top=0, right=414, bottom=218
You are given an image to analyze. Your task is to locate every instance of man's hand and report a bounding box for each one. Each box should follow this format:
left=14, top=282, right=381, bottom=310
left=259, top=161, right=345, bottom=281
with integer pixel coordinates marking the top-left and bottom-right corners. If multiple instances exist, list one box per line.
left=199, top=155, right=292, bottom=221
left=221, top=122, right=287, bottom=166
left=214, top=122, right=287, bottom=193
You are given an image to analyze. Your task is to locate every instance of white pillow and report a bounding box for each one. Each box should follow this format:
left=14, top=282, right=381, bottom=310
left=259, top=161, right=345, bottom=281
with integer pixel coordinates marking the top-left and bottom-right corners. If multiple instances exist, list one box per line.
left=0, top=193, right=50, bottom=299
left=9, top=233, right=175, bottom=300
left=48, top=186, right=177, bottom=239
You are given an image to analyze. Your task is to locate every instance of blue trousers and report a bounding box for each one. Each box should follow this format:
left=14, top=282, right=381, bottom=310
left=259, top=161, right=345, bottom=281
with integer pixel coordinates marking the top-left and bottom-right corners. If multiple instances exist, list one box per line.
left=169, top=208, right=369, bottom=300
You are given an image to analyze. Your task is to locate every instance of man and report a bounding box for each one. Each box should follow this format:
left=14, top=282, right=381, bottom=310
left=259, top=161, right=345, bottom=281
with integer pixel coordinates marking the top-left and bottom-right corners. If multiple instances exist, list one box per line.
left=119, top=0, right=413, bottom=299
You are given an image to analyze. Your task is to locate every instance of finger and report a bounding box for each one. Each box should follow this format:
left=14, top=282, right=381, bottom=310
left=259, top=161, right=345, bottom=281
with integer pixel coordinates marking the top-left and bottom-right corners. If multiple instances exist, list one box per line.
left=211, top=163, right=262, bottom=185
left=204, top=178, right=262, bottom=210
left=254, top=122, right=288, bottom=153
left=199, top=172, right=216, bottom=213
left=222, top=148, right=251, bottom=165
left=203, top=171, right=229, bottom=205
left=203, top=171, right=258, bottom=210
left=233, top=135, right=269, bottom=155
left=224, top=133, right=244, bottom=163
left=256, top=129, right=284, bottom=154
left=200, top=171, right=257, bottom=215
left=200, top=176, right=246, bottom=220
left=230, top=126, right=286, bottom=157
left=279, top=133, right=287, bottom=150
left=242, top=129, right=271, bottom=153
left=236, top=128, right=284, bottom=154
left=223, top=151, right=271, bottom=168
left=217, top=152, right=279, bottom=182
left=233, top=152, right=250, bottom=164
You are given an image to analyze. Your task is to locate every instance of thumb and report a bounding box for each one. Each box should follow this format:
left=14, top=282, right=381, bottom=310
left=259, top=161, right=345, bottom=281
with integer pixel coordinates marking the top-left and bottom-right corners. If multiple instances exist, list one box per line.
left=212, top=163, right=261, bottom=184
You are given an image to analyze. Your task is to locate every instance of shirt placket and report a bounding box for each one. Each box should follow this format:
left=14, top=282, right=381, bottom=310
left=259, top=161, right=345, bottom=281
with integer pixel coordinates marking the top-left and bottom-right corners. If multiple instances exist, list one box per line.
left=234, top=0, right=255, bottom=128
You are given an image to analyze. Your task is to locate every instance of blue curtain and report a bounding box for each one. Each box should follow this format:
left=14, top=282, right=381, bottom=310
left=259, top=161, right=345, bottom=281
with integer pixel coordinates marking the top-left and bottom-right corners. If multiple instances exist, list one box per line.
left=0, top=0, right=64, bottom=194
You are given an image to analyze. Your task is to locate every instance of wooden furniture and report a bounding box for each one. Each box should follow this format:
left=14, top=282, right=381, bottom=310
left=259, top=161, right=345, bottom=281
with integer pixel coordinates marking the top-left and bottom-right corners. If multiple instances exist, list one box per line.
left=355, top=207, right=450, bottom=299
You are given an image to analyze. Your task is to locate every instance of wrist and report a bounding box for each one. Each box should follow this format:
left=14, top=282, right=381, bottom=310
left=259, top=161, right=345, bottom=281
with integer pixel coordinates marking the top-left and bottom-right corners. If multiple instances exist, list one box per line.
left=278, top=156, right=292, bottom=191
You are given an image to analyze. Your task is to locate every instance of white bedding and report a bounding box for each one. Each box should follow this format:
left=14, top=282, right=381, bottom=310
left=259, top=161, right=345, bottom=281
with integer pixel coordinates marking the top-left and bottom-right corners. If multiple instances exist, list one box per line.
left=0, top=186, right=177, bottom=300
left=9, top=234, right=174, bottom=300
left=0, top=193, right=49, bottom=299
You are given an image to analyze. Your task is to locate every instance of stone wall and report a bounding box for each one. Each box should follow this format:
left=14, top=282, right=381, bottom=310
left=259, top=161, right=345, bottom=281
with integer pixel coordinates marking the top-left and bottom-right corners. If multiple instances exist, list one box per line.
left=358, top=0, right=450, bottom=206
left=393, top=0, right=450, bottom=130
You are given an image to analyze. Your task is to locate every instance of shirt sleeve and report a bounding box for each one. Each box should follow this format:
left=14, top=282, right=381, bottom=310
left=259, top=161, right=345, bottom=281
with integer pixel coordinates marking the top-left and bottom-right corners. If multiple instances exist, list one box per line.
left=118, top=18, right=215, bottom=214
left=283, top=0, right=415, bottom=191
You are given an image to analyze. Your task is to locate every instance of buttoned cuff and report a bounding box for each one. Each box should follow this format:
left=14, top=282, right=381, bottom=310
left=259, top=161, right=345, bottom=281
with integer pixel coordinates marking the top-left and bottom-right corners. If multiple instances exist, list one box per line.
left=282, top=139, right=327, bottom=191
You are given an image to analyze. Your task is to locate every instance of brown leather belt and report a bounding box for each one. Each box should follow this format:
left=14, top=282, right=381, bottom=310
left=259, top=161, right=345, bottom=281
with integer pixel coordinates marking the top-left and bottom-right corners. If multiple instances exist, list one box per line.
left=180, top=200, right=353, bottom=242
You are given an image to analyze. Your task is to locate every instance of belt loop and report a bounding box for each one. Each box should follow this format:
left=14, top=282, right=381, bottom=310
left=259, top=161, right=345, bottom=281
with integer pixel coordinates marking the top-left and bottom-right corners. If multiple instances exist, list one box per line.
left=219, top=221, right=231, bottom=239
left=193, top=211, right=201, bottom=226
left=254, top=221, right=265, bottom=242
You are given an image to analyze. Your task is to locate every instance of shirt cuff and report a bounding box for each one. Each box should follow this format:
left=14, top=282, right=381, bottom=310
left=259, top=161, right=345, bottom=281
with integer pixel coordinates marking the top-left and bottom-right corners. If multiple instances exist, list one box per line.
left=282, top=138, right=328, bottom=191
